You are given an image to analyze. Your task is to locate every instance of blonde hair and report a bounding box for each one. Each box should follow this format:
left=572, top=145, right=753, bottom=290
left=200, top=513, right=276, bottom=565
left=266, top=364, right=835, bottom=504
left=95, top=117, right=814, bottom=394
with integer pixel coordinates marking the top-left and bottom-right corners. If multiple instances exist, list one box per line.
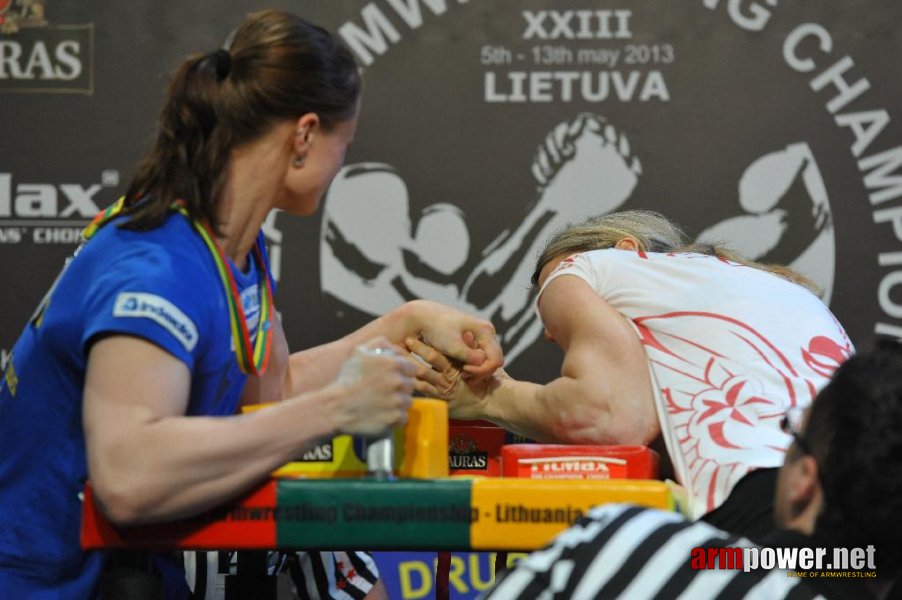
left=531, top=209, right=820, bottom=294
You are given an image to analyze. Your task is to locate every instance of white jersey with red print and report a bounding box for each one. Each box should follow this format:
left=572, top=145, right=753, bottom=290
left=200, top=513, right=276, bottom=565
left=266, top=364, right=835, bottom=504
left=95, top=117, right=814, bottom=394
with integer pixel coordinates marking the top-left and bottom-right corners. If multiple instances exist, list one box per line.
left=538, top=249, right=852, bottom=519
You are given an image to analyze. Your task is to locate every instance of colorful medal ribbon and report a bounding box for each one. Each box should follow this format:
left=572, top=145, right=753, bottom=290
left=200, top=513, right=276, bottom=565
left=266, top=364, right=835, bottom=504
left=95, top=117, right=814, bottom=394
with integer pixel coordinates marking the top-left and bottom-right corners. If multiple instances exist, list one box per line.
left=81, top=196, right=127, bottom=241
left=81, top=197, right=274, bottom=375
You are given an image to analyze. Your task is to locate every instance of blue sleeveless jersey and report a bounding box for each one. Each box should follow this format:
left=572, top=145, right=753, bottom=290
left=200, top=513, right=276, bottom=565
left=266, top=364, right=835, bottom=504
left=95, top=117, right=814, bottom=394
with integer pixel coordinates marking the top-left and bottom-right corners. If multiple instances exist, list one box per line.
left=0, top=211, right=271, bottom=597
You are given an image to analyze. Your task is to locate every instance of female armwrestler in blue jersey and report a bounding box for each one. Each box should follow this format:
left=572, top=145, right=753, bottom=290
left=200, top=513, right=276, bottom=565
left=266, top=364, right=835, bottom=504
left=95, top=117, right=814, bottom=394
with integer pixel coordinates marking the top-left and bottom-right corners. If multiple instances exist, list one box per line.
left=0, top=10, right=501, bottom=599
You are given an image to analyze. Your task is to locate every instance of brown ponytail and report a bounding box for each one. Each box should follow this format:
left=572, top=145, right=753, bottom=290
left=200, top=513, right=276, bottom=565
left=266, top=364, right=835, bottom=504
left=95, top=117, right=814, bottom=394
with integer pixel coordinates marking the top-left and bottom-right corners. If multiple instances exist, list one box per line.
left=121, top=10, right=361, bottom=234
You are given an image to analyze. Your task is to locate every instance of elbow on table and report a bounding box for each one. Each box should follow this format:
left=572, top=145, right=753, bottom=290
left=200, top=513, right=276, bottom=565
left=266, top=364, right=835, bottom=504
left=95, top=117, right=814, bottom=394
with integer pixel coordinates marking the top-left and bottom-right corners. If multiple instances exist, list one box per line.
left=555, top=405, right=658, bottom=446
left=91, top=472, right=159, bottom=526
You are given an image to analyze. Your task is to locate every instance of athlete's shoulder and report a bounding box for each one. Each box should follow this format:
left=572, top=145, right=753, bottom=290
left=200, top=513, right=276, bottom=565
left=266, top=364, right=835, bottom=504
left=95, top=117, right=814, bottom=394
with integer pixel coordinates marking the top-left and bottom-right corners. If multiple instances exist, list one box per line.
left=84, top=213, right=215, bottom=283
left=580, top=247, right=646, bottom=265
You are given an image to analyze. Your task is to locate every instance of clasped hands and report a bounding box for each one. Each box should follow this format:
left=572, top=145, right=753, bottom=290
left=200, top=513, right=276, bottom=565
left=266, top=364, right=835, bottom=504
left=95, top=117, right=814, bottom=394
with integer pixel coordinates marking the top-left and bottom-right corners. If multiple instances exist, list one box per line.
left=334, top=304, right=505, bottom=435
left=405, top=332, right=508, bottom=420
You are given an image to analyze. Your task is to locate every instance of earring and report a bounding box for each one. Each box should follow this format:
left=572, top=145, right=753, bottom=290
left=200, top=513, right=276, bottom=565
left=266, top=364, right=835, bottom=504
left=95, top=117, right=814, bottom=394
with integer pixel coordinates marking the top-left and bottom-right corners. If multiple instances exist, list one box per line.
left=292, top=155, right=306, bottom=169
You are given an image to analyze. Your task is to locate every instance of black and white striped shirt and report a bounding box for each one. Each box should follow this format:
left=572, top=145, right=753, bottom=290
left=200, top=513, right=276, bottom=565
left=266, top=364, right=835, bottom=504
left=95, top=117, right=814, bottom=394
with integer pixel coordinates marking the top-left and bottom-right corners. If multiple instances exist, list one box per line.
left=483, top=504, right=823, bottom=599
left=185, top=550, right=379, bottom=600
left=275, top=550, right=380, bottom=600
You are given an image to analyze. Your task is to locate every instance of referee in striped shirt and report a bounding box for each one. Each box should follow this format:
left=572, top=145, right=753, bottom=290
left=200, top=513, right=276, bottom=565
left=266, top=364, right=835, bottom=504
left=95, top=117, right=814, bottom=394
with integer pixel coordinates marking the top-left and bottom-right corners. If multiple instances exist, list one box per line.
left=484, top=342, right=902, bottom=599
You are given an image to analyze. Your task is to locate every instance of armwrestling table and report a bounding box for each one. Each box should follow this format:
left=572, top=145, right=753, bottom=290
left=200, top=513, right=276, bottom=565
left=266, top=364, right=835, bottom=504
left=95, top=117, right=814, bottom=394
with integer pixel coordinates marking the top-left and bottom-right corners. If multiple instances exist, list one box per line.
left=81, top=400, right=679, bottom=598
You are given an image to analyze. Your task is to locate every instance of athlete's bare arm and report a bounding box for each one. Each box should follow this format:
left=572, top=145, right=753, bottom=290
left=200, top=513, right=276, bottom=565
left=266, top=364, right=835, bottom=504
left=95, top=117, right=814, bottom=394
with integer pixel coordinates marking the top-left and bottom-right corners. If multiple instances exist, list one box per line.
left=84, top=335, right=414, bottom=525
left=411, top=275, right=659, bottom=445
left=278, top=300, right=503, bottom=397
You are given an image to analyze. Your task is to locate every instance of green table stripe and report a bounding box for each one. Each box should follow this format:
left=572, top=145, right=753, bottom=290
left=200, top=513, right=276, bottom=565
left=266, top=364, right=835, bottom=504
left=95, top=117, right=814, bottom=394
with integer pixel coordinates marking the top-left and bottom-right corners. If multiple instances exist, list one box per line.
left=275, top=479, right=473, bottom=550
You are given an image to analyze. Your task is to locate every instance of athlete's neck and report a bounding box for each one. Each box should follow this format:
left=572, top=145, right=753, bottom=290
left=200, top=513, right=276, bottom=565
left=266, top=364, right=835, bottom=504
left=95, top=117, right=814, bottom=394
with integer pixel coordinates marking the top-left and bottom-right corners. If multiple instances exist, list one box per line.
left=215, top=134, right=287, bottom=269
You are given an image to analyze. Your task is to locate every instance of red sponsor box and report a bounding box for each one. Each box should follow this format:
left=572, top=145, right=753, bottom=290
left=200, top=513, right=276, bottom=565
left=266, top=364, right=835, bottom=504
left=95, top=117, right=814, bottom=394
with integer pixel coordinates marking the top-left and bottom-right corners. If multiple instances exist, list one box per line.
left=502, top=444, right=659, bottom=480
left=449, top=420, right=505, bottom=476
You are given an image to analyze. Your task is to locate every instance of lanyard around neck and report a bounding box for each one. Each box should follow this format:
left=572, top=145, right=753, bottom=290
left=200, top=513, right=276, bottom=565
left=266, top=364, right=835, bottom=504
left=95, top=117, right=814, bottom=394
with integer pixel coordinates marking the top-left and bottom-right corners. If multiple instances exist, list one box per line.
left=82, top=197, right=274, bottom=375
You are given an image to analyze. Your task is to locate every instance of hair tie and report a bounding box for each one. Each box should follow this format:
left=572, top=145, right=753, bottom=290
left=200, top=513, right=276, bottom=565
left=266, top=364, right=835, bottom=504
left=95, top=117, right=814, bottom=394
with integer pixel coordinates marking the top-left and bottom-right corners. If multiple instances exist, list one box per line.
left=214, top=48, right=231, bottom=81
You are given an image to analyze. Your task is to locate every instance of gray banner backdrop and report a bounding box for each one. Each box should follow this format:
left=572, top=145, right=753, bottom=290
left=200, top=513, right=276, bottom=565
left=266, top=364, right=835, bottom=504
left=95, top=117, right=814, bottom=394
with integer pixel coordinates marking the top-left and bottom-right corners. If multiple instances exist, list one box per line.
left=3, top=1, right=902, bottom=385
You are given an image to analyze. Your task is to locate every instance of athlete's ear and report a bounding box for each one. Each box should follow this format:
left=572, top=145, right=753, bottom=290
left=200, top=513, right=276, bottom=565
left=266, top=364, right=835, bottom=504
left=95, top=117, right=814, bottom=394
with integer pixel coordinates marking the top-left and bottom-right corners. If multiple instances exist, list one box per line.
left=293, top=113, right=319, bottom=157
left=614, top=237, right=640, bottom=251
left=785, top=454, right=823, bottom=533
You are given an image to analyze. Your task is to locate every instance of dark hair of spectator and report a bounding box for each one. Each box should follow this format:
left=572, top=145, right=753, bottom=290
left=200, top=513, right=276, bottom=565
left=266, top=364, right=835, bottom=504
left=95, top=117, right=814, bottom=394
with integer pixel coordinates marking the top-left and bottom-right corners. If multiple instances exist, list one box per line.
left=806, top=339, right=902, bottom=575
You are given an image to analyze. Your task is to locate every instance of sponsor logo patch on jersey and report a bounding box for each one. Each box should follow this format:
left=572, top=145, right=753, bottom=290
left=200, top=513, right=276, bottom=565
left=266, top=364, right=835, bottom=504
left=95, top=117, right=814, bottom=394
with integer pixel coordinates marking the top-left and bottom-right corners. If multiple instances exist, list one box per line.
left=113, top=292, right=198, bottom=352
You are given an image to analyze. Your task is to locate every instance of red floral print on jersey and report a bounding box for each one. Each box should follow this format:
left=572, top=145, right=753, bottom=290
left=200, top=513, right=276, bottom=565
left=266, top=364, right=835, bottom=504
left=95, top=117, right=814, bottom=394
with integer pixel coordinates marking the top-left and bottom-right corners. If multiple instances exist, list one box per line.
left=632, top=311, right=846, bottom=514
left=549, top=255, right=579, bottom=277
left=802, top=335, right=853, bottom=378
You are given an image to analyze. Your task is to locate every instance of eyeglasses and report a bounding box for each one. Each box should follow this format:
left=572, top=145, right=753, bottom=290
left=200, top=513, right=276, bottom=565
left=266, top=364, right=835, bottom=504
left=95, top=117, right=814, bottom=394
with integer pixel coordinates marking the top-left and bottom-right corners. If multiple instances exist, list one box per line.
left=780, top=407, right=813, bottom=457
